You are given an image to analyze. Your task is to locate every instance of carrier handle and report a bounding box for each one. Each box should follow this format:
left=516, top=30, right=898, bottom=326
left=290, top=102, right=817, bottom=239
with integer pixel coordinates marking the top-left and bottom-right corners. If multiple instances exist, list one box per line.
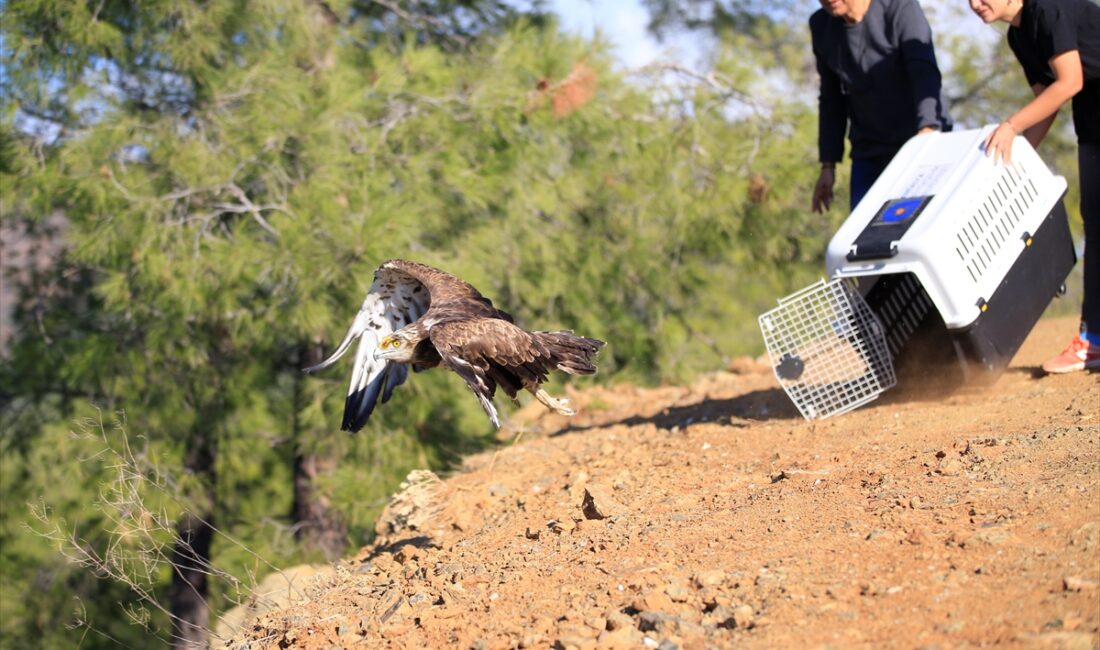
left=846, top=241, right=899, bottom=262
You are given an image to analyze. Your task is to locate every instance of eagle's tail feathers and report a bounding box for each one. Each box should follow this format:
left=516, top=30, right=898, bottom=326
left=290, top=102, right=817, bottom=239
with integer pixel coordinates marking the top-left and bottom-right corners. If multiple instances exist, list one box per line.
left=534, top=331, right=605, bottom=376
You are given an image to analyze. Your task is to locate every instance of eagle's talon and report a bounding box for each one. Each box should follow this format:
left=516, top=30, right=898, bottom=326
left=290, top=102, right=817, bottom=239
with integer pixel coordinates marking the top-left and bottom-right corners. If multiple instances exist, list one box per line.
left=534, top=389, right=575, bottom=416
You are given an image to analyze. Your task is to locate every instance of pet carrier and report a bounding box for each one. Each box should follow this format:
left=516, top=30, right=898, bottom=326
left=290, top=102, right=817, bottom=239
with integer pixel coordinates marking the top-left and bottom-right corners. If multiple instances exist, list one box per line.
left=760, top=126, right=1077, bottom=420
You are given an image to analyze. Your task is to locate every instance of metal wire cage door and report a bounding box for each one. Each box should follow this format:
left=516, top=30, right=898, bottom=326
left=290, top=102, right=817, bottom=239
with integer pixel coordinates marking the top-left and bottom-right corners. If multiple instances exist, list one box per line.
left=758, top=279, right=896, bottom=420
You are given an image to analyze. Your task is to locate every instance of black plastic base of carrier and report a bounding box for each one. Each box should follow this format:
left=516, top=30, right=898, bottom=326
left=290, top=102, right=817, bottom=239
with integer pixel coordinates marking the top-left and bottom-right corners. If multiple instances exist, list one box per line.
left=862, top=199, right=1077, bottom=391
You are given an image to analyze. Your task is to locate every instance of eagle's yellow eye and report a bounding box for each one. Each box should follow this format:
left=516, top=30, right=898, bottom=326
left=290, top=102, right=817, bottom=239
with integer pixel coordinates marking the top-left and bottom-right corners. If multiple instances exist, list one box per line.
left=392, top=339, right=402, bottom=348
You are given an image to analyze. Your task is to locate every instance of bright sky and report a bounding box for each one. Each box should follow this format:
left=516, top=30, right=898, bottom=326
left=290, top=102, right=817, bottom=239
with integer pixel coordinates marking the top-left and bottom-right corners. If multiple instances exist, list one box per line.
left=545, top=0, right=705, bottom=68
left=545, top=0, right=997, bottom=69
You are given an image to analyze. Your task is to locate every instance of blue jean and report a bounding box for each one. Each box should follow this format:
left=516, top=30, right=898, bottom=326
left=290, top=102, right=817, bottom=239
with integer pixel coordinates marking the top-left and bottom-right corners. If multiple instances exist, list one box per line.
left=850, top=154, right=896, bottom=212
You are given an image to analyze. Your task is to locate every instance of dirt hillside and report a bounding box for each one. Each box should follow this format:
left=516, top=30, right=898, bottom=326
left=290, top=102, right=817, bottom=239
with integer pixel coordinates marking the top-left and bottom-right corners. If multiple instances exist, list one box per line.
left=229, top=315, right=1099, bottom=650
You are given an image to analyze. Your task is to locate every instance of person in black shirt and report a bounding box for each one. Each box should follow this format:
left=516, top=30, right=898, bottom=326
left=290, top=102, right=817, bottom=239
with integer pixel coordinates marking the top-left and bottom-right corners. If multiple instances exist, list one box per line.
left=810, top=0, right=953, bottom=214
left=971, top=0, right=1100, bottom=373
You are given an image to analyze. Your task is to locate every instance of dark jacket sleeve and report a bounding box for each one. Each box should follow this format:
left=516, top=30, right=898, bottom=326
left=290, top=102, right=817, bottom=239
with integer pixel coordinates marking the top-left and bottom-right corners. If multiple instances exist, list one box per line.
left=893, top=0, right=947, bottom=131
left=811, top=12, right=848, bottom=162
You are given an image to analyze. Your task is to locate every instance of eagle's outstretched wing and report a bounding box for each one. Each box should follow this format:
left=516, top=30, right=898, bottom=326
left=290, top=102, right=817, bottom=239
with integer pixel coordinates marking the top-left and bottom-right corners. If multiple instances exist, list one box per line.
left=383, top=259, right=512, bottom=323
left=379, top=259, right=486, bottom=305
left=428, top=319, right=522, bottom=427
left=429, top=318, right=582, bottom=428
left=304, top=260, right=431, bottom=432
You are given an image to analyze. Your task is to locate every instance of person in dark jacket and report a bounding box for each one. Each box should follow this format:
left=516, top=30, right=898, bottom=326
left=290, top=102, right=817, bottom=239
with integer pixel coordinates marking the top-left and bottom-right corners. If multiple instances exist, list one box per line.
left=971, top=0, right=1100, bottom=373
left=810, top=0, right=954, bottom=214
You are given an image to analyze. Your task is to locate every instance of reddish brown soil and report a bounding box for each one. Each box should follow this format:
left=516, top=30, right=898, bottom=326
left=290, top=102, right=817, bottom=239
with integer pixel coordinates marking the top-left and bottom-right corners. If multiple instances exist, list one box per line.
left=229, top=316, right=1099, bottom=649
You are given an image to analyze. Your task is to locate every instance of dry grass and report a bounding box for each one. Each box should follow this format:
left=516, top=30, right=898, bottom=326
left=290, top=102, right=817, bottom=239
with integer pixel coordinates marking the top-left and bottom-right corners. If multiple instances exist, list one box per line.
left=26, top=410, right=286, bottom=647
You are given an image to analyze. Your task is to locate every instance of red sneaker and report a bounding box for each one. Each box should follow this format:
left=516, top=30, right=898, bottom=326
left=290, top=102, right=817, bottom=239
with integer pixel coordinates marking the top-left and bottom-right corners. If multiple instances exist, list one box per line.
left=1041, top=335, right=1100, bottom=374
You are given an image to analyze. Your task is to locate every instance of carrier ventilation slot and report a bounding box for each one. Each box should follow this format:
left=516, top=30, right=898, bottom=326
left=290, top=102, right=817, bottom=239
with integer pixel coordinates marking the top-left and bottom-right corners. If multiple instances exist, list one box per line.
left=864, top=274, right=932, bottom=357
left=954, top=164, right=1036, bottom=283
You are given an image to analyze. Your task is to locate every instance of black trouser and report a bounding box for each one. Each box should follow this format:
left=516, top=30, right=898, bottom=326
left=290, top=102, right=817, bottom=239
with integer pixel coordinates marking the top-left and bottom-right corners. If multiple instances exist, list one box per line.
left=1081, top=142, right=1099, bottom=338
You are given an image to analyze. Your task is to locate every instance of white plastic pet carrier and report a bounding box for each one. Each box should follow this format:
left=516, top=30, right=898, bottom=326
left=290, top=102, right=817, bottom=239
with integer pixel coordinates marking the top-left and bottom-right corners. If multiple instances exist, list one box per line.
left=760, top=126, right=1076, bottom=420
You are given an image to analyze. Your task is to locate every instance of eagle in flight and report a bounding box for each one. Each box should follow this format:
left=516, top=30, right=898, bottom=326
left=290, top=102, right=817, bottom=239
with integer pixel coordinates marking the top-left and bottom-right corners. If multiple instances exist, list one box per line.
left=306, top=259, right=605, bottom=432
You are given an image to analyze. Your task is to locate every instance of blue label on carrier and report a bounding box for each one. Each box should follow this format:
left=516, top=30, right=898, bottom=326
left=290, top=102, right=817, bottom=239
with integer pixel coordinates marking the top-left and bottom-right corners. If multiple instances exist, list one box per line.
left=846, top=195, right=934, bottom=262
left=880, top=197, right=926, bottom=223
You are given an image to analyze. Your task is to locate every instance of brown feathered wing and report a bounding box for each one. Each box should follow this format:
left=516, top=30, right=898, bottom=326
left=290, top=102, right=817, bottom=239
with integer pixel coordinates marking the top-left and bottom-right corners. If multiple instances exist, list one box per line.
left=430, top=318, right=604, bottom=427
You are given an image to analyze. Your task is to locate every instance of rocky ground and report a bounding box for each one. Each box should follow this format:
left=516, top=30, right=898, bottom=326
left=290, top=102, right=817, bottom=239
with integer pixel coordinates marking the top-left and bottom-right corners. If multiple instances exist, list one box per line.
left=227, top=315, right=1099, bottom=650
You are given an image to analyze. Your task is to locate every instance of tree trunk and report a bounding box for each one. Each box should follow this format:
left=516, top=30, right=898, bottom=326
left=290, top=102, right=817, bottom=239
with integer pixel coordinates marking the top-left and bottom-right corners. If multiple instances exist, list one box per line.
left=292, top=453, right=348, bottom=560
left=168, top=511, right=214, bottom=649
left=169, top=424, right=216, bottom=649
left=291, top=343, right=348, bottom=561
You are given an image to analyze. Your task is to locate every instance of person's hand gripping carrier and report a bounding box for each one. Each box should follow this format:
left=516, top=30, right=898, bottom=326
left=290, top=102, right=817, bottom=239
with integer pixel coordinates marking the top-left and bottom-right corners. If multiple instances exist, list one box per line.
left=760, top=126, right=1077, bottom=420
